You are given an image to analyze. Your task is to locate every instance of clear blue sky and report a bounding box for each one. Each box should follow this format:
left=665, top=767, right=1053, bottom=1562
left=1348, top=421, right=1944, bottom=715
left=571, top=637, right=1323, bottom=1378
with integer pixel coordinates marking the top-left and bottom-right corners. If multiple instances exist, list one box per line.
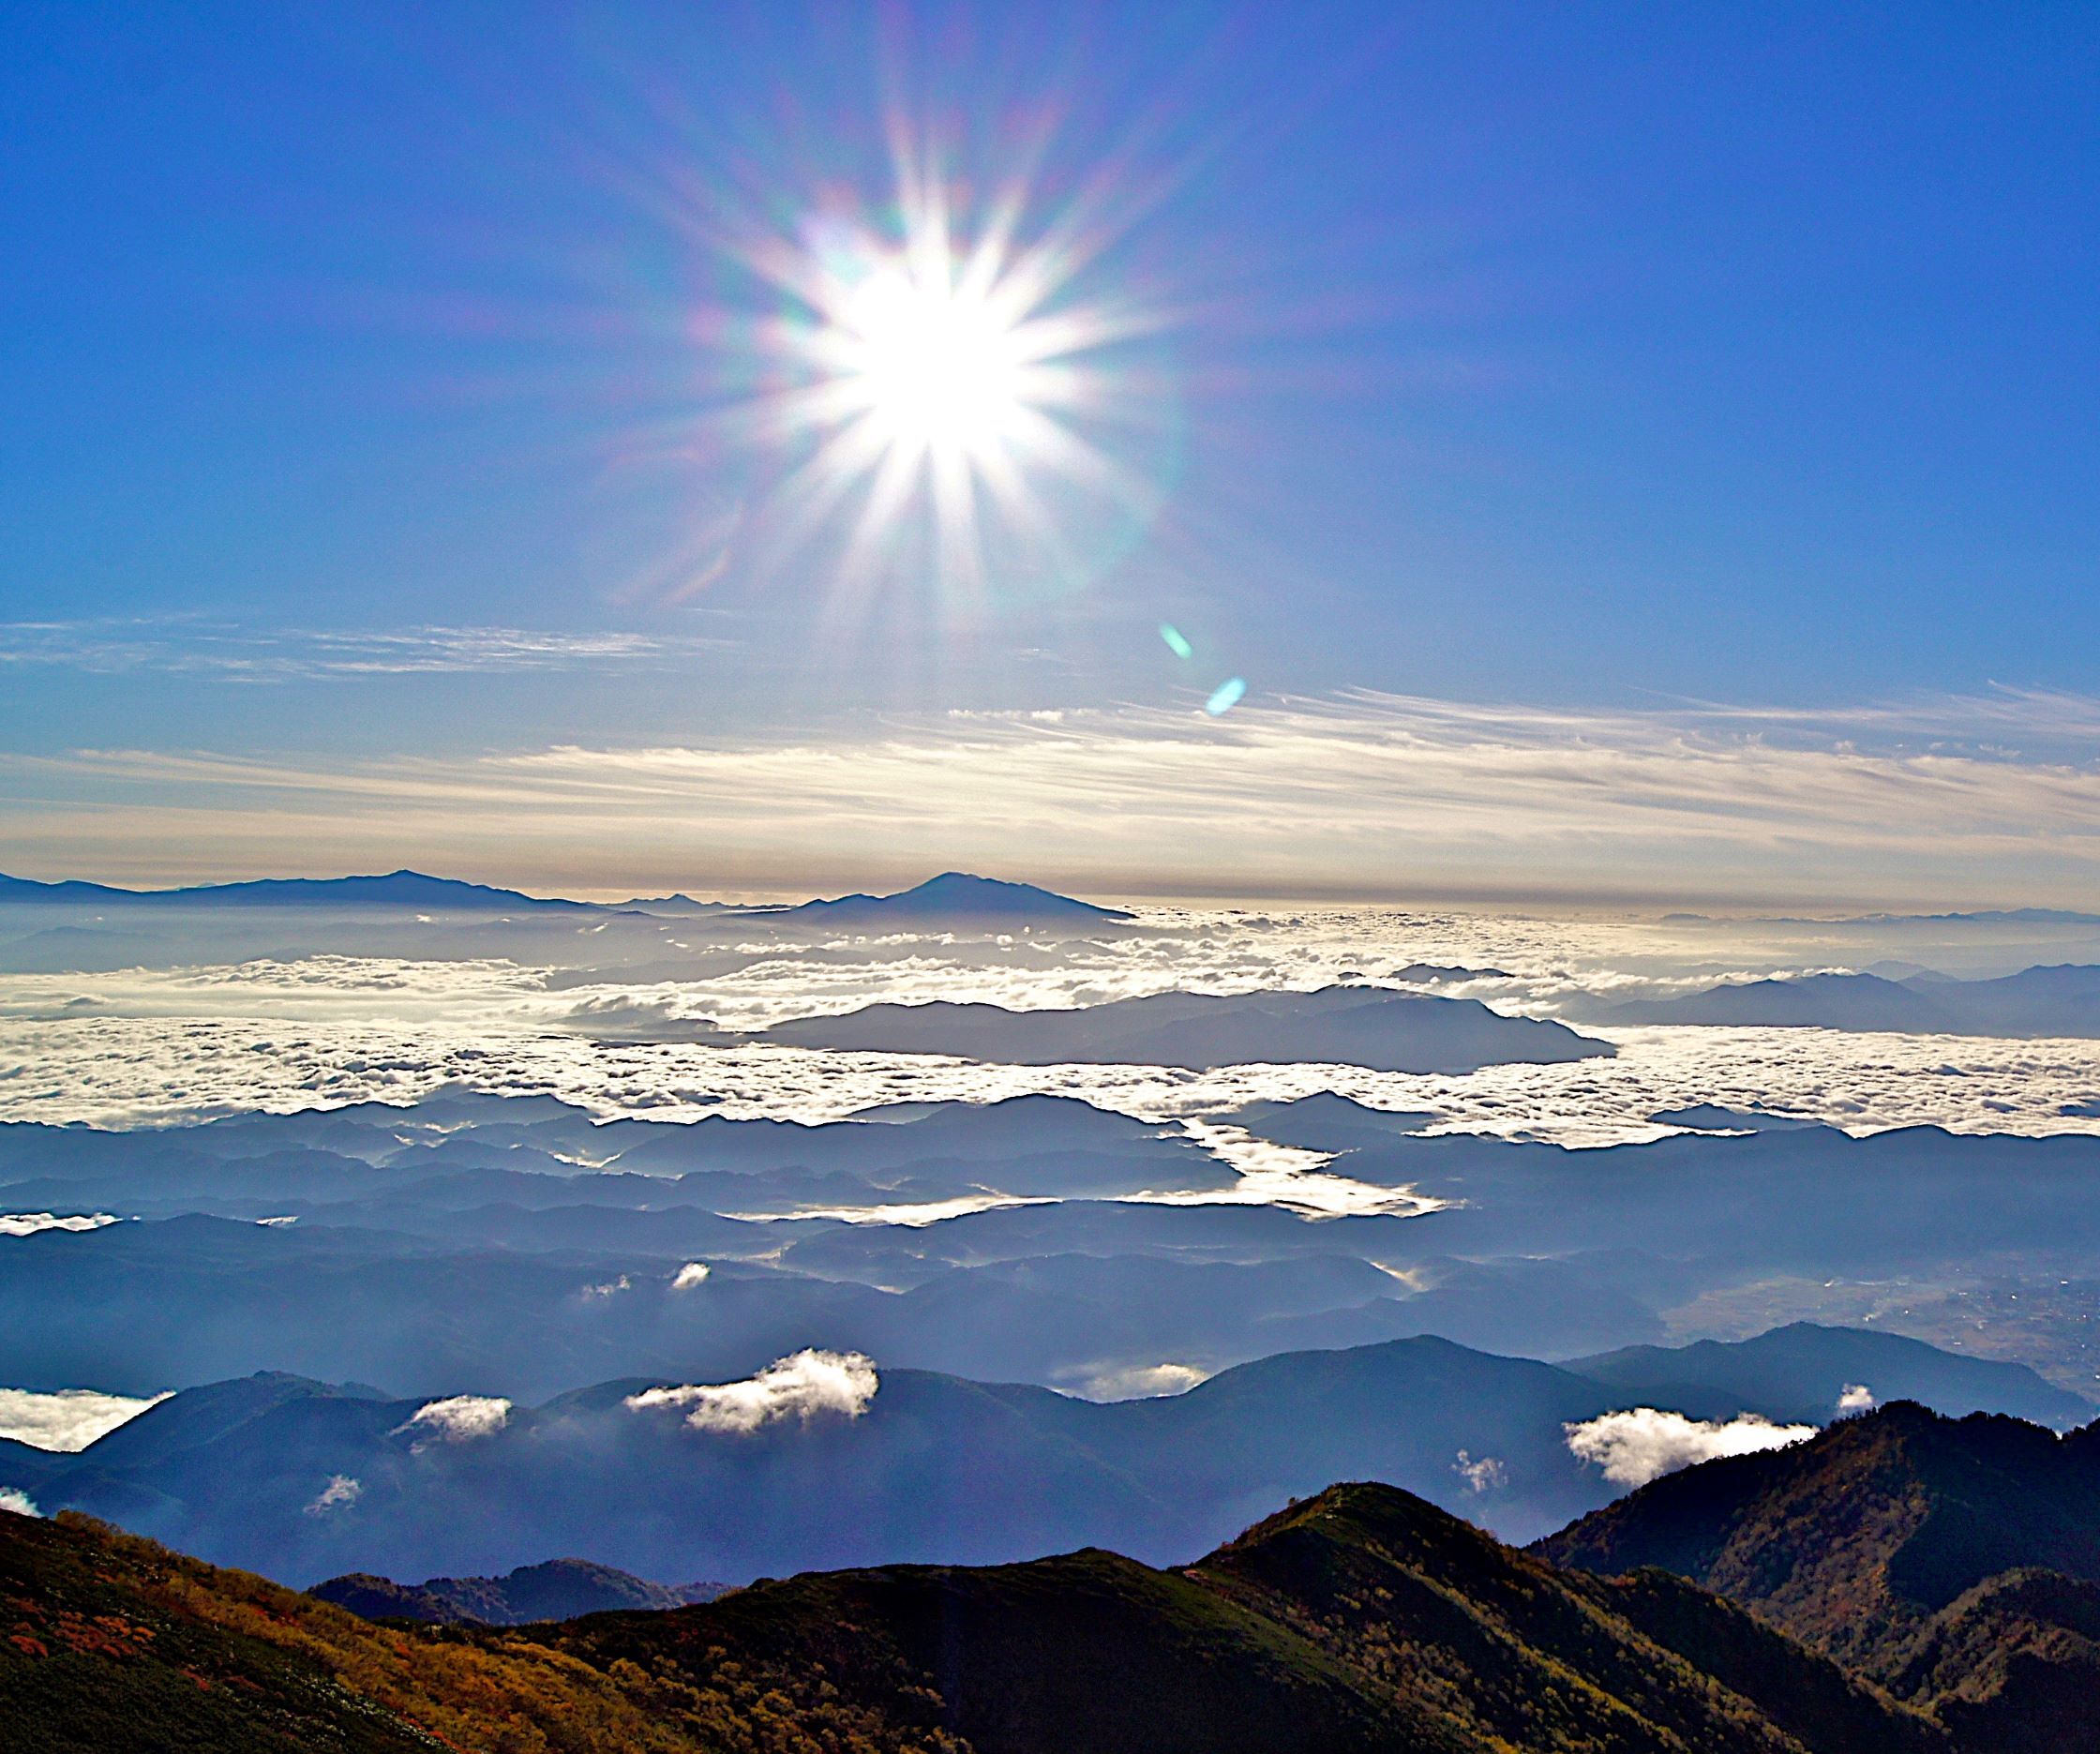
left=5, top=2, right=2099, bottom=900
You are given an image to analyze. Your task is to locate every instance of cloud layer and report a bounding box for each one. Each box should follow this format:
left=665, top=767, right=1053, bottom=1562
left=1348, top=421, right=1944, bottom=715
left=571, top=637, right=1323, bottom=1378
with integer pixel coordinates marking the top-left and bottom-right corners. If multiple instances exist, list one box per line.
left=14, top=685, right=2100, bottom=905
left=0, top=1387, right=170, bottom=1452
left=0, top=621, right=728, bottom=682
left=625, top=1350, right=879, bottom=1434
left=1564, top=1408, right=1817, bottom=1487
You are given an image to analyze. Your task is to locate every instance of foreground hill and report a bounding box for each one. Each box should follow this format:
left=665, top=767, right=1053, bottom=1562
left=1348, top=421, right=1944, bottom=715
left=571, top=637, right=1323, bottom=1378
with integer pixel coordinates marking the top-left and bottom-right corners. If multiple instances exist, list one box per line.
left=1542, top=1401, right=2100, bottom=1750
left=0, top=1480, right=1941, bottom=1753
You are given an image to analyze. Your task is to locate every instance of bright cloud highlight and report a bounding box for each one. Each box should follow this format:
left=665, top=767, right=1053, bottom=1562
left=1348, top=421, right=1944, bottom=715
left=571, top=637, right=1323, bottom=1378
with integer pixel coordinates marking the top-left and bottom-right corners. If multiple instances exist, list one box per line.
left=0, top=1387, right=170, bottom=1451
left=305, top=1474, right=362, bottom=1515
left=400, top=1395, right=512, bottom=1445
left=625, top=1350, right=879, bottom=1435
left=1565, top=1408, right=1816, bottom=1488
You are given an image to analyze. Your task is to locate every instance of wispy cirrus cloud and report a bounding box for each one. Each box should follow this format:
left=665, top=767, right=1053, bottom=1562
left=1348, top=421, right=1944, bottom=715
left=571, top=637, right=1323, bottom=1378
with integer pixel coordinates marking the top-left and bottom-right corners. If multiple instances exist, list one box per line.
left=7, top=686, right=2100, bottom=906
left=0, top=620, right=730, bottom=682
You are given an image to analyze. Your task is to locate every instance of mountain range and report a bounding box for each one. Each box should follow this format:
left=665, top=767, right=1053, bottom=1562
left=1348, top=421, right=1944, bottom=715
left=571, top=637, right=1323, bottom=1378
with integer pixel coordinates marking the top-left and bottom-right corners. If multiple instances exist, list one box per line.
left=0, top=867, right=1126, bottom=928
left=4, top=1325, right=2080, bottom=1588
left=0, top=1473, right=1945, bottom=1754
left=1591, top=965, right=2100, bottom=1037
left=11, top=1087, right=2100, bottom=1401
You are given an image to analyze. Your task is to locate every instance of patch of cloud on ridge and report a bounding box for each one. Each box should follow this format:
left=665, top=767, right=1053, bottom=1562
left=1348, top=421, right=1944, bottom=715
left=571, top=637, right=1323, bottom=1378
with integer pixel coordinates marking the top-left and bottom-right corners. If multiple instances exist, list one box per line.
left=1564, top=1407, right=1816, bottom=1488
left=625, top=1350, right=878, bottom=1434
left=398, top=1395, right=512, bottom=1446
left=0, top=1387, right=169, bottom=1451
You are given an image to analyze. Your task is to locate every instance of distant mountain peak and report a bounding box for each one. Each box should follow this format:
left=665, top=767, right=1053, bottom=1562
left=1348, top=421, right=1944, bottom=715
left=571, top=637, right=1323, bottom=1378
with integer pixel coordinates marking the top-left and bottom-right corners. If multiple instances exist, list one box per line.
left=768, top=871, right=1132, bottom=924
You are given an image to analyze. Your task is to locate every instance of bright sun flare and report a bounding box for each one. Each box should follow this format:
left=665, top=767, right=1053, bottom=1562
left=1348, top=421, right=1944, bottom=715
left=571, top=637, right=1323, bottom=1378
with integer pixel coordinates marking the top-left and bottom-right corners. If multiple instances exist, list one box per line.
left=837, top=263, right=1031, bottom=455
left=742, top=144, right=1147, bottom=594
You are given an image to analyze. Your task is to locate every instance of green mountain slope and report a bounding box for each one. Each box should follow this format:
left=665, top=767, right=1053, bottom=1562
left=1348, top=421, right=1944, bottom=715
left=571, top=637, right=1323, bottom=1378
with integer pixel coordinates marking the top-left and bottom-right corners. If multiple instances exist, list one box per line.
left=2, top=1478, right=1942, bottom=1754
left=1541, top=1401, right=2100, bottom=1751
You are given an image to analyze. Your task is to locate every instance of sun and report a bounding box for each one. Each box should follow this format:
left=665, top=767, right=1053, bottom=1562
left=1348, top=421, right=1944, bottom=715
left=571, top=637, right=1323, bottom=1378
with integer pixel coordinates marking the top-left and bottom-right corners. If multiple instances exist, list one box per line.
left=828, top=256, right=1034, bottom=457
left=738, top=142, right=1152, bottom=599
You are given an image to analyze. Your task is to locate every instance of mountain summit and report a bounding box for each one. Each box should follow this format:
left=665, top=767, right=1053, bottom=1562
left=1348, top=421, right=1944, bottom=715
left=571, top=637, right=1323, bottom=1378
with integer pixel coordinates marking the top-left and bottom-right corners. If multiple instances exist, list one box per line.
left=762, top=871, right=1132, bottom=925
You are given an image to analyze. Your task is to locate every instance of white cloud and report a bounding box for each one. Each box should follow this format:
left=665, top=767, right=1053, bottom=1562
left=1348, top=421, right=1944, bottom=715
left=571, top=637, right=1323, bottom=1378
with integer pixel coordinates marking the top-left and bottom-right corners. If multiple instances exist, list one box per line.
left=398, top=1395, right=512, bottom=1446
left=1838, top=1383, right=1877, bottom=1414
left=19, top=684, right=2100, bottom=907
left=0, top=1387, right=169, bottom=1451
left=625, top=1349, right=878, bottom=1434
left=1565, top=1408, right=1816, bottom=1488
left=0, top=620, right=728, bottom=682
left=1059, top=1361, right=1209, bottom=1402
left=670, top=1262, right=712, bottom=1290
left=0, top=1213, right=120, bottom=1237
left=580, top=1274, right=633, bottom=1299
left=304, top=1474, right=362, bottom=1515
left=0, top=1489, right=42, bottom=1518
left=1452, top=1449, right=1508, bottom=1493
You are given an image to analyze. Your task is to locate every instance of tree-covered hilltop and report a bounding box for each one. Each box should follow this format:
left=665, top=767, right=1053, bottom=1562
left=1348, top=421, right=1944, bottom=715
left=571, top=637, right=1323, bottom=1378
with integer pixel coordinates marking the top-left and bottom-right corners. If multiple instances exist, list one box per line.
left=5, top=1477, right=1943, bottom=1754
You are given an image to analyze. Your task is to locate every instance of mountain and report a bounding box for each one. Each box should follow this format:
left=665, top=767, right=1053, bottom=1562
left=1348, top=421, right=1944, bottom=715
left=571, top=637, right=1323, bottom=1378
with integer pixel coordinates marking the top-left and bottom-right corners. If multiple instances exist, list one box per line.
left=1599, top=971, right=1958, bottom=1030
left=0, top=875, right=135, bottom=904
left=1596, top=965, right=2100, bottom=1038
left=766, top=984, right=1613, bottom=1072
left=1541, top=1400, right=2100, bottom=1746
left=10, top=1340, right=1634, bottom=1582
left=14, top=1323, right=2081, bottom=1590
left=310, top=1556, right=726, bottom=1624
left=0, top=1479, right=1941, bottom=1753
left=0, top=868, right=585, bottom=911
left=755, top=871, right=1132, bottom=926
left=1568, top=1323, right=2092, bottom=1429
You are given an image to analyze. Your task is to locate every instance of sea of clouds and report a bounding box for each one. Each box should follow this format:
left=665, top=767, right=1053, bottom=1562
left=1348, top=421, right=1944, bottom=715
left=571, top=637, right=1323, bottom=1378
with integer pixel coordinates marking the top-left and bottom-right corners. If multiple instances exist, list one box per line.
left=5, top=907, right=2100, bottom=1193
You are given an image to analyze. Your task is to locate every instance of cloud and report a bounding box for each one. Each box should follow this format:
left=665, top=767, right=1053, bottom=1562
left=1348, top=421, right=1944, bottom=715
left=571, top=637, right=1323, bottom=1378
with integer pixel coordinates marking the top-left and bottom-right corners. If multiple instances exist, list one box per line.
left=1565, top=1408, right=1816, bottom=1488
left=0, top=1213, right=120, bottom=1237
left=1838, top=1383, right=1877, bottom=1414
left=670, top=1262, right=712, bottom=1290
left=625, top=1350, right=878, bottom=1434
left=398, top=1395, right=512, bottom=1446
left=1452, top=1449, right=1507, bottom=1493
left=22, top=685, right=2100, bottom=906
left=0, top=1387, right=169, bottom=1451
left=1058, top=1361, right=1209, bottom=1402
left=0, top=1488, right=39, bottom=1517
left=0, top=620, right=729, bottom=682
left=304, top=1474, right=362, bottom=1515
left=580, top=1274, right=633, bottom=1299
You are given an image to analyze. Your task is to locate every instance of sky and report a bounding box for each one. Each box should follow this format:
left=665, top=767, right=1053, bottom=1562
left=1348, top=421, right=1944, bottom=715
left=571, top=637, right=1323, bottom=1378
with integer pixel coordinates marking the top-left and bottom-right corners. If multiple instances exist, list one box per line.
left=5, top=1, right=2100, bottom=904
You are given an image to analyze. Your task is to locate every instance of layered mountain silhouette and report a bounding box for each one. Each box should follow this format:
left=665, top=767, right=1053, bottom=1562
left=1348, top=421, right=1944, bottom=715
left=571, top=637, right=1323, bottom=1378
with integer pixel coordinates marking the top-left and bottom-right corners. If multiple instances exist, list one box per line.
left=0, top=868, right=587, bottom=910
left=1593, top=965, right=2100, bottom=1037
left=0, top=1478, right=1943, bottom=1753
left=764, top=984, right=1612, bottom=1071
left=6, top=1327, right=2080, bottom=1588
left=309, top=1556, right=725, bottom=1624
left=13, top=1086, right=2100, bottom=1401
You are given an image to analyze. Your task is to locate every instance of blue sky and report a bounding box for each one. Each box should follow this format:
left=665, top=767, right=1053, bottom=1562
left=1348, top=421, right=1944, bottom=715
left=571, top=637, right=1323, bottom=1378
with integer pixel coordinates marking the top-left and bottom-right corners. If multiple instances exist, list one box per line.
left=5, top=2, right=2099, bottom=900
